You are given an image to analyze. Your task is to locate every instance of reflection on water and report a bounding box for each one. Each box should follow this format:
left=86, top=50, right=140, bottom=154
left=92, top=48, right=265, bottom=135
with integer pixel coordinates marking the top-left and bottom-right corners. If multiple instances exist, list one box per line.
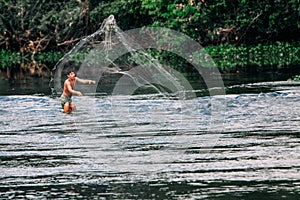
left=1, top=80, right=300, bottom=199
left=0, top=78, right=51, bottom=96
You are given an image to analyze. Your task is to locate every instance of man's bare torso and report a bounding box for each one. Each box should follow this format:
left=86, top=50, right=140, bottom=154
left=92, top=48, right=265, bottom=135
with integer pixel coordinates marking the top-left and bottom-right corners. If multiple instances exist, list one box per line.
left=62, top=78, right=76, bottom=97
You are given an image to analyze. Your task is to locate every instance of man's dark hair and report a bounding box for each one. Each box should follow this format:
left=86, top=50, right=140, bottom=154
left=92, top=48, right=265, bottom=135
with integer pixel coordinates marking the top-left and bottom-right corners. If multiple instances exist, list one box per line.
left=67, top=70, right=75, bottom=75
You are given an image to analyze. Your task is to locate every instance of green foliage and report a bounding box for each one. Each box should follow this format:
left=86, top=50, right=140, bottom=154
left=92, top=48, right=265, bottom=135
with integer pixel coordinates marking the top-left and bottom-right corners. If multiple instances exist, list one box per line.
left=0, top=50, right=22, bottom=68
left=137, top=42, right=300, bottom=73
left=0, top=0, right=86, bottom=51
left=1, top=42, right=299, bottom=75
left=205, top=42, right=300, bottom=71
left=0, top=0, right=299, bottom=78
left=35, top=51, right=64, bottom=63
left=139, top=0, right=300, bottom=45
left=0, top=0, right=299, bottom=52
left=293, top=75, right=300, bottom=81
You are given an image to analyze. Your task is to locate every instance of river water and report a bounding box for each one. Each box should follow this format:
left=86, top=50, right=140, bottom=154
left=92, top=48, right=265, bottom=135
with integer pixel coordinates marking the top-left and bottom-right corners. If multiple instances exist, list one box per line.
left=1, top=73, right=300, bottom=199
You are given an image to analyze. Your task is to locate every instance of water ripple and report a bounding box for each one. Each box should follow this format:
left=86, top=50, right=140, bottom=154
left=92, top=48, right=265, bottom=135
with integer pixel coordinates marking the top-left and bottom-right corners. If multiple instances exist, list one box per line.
left=1, top=82, right=300, bottom=198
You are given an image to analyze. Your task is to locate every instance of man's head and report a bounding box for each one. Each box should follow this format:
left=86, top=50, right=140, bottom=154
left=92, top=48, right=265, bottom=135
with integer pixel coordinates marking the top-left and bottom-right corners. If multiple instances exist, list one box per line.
left=67, top=70, right=76, bottom=80
left=67, top=70, right=76, bottom=75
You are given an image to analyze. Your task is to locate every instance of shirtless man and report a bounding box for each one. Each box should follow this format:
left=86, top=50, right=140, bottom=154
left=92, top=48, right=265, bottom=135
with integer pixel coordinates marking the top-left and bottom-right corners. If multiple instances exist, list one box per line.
left=60, top=70, right=96, bottom=113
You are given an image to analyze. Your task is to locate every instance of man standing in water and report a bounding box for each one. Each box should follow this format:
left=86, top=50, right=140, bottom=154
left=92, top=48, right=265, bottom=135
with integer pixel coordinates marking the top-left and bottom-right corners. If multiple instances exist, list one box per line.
left=61, top=70, right=96, bottom=113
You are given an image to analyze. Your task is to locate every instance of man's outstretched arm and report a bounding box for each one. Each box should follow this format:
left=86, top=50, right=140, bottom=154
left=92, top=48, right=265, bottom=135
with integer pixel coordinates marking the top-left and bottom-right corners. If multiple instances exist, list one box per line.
left=76, top=77, right=96, bottom=85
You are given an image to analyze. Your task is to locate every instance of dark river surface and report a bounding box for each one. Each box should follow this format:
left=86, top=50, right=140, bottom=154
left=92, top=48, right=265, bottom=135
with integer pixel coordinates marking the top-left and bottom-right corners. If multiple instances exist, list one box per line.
left=0, top=71, right=300, bottom=199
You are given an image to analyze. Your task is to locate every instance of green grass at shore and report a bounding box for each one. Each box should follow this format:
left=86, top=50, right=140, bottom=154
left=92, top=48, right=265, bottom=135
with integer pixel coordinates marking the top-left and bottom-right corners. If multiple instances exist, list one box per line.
left=1, top=42, right=299, bottom=74
left=205, top=42, right=299, bottom=72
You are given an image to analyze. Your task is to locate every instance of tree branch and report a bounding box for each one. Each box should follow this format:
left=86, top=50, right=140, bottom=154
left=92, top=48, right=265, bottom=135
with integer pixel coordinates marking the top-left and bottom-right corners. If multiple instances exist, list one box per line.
left=236, top=12, right=262, bottom=45
left=57, top=37, right=82, bottom=47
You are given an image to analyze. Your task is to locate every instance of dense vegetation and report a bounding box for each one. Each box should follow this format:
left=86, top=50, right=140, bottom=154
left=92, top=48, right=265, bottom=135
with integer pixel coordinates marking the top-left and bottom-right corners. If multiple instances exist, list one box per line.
left=0, top=0, right=299, bottom=77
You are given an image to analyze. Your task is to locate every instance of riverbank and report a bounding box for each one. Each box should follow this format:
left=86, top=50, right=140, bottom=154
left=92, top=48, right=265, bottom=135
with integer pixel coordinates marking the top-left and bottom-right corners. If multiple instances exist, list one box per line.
left=1, top=66, right=299, bottom=97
